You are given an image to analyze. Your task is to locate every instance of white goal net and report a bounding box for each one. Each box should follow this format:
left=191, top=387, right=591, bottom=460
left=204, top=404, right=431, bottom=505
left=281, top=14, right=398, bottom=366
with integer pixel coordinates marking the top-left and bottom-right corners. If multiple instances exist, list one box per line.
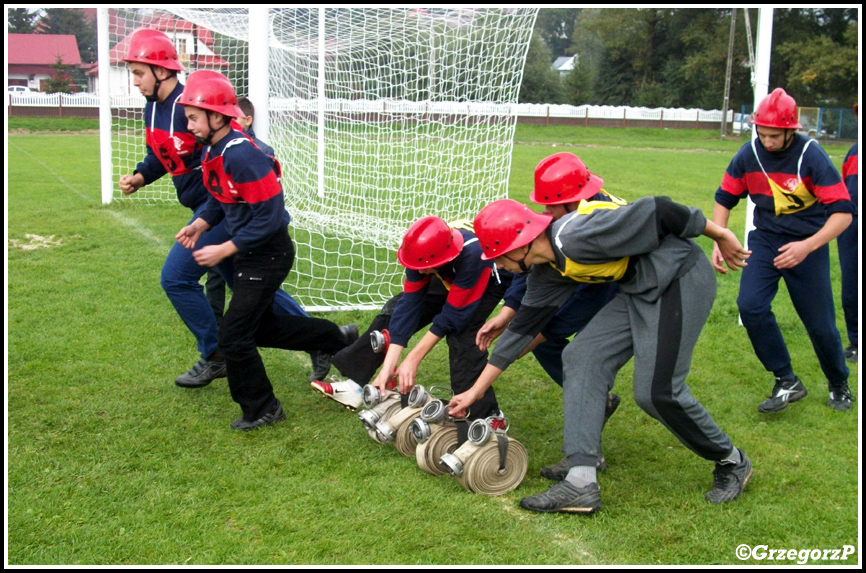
left=101, top=7, right=538, bottom=311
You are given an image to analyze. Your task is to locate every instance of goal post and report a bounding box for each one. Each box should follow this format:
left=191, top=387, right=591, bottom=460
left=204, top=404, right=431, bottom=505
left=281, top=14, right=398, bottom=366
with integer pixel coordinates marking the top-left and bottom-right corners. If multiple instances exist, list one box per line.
left=98, top=7, right=539, bottom=311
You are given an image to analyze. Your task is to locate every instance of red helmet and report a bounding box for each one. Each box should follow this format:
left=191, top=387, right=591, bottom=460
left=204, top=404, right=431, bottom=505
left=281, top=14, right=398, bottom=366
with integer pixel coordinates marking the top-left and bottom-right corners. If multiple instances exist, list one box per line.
left=530, top=152, right=604, bottom=205
left=751, top=88, right=802, bottom=129
left=397, top=216, right=464, bottom=270
left=123, top=29, right=184, bottom=72
left=179, top=70, right=244, bottom=119
left=473, top=199, right=552, bottom=261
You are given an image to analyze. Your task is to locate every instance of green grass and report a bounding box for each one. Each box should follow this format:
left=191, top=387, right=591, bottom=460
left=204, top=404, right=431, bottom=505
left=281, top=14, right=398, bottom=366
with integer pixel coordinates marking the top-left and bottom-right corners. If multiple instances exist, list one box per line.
left=7, top=128, right=859, bottom=565
left=7, top=117, right=100, bottom=132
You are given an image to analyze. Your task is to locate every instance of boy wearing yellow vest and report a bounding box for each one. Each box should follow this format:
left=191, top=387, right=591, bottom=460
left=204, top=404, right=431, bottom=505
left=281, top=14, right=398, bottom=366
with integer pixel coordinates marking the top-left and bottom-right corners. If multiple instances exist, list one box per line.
left=450, top=155, right=753, bottom=513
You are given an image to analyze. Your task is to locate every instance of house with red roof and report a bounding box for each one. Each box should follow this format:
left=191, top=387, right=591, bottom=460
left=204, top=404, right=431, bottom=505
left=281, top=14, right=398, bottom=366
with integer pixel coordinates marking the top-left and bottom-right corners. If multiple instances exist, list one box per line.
left=86, top=12, right=231, bottom=96
left=8, top=34, right=83, bottom=92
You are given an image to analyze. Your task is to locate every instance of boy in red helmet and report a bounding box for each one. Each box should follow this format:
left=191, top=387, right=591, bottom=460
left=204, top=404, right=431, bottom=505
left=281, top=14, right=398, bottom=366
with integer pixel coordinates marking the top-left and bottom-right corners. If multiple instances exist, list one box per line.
left=175, top=70, right=356, bottom=430
left=312, top=216, right=512, bottom=437
left=449, top=183, right=752, bottom=513
left=117, top=29, right=310, bottom=389
left=712, top=88, right=854, bottom=412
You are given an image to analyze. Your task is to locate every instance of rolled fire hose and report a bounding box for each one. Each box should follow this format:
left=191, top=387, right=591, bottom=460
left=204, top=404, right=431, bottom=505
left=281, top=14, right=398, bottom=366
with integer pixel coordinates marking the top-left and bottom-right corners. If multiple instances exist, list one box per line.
left=365, top=399, right=403, bottom=444
left=358, top=385, right=403, bottom=444
left=373, top=385, right=434, bottom=448
left=456, top=436, right=528, bottom=496
left=416, top=423, right=460, bottom=476
left=413, top=397, right=464, bottom=475
left=441, top=417, right=528, bottom=496
left=392, top=386, right=439, bottom=456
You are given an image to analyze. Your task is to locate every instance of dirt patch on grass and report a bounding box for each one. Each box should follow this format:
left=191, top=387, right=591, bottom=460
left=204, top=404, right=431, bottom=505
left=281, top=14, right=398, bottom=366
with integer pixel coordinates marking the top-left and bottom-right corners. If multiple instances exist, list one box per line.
left=8, top=234, right=77, bottom=250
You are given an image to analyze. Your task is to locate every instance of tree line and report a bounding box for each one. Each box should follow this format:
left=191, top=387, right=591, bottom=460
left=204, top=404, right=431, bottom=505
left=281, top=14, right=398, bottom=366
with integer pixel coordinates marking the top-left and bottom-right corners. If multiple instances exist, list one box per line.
left=521, top=8, right=858, bottom=109
left=9, top=7, right=857, bottom=109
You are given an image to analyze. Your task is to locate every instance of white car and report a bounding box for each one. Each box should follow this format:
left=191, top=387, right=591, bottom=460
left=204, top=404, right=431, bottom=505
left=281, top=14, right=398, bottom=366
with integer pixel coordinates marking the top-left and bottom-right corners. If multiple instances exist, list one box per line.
left=7, top=85, right=32, bottom=93
left=731, top=113, right=749, bottom=135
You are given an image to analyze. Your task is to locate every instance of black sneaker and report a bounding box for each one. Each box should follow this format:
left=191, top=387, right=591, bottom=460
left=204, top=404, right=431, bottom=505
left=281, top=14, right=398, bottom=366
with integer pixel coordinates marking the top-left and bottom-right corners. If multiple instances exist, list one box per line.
left=758, top=375, right=807, bottom=413
left=828, top=383, right=854, bottom=411
left=843, top=344, right=857, bottom=363
left=706, top=449, right=752, bottom=503
left=519, top=481, right=601, bottom=514
left=230, top=401, right=286, bottom=431
left=307, top=351, right=332, bottom=383
left=541, top=455, right=606, bottom=481
left=307, top=324, right=358, bottom=383
left=175, top=357, right=227, bottom=388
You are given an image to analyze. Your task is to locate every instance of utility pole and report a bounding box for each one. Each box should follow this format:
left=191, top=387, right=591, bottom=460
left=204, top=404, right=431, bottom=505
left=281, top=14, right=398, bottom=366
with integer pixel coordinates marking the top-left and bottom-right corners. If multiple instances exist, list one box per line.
left=721, top=8, right=736, bottom=139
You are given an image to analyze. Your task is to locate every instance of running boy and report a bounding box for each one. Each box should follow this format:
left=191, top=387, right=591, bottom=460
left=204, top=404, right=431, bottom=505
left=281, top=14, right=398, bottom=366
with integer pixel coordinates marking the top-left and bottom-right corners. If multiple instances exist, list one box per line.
left=176, top=70, right=356, bottom=430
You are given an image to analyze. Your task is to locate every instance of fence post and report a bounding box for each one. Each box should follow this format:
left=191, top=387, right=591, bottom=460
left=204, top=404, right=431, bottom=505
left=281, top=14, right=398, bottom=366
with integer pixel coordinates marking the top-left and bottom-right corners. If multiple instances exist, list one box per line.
left=58, top=93, right=63, bottom=118
left=623, top=107, right=626, bottom=128
left=546, top=104, right=550, bottom=127
left=660, top=108, right=663, bottom=128
left=838, top=109, right=844, bottom=140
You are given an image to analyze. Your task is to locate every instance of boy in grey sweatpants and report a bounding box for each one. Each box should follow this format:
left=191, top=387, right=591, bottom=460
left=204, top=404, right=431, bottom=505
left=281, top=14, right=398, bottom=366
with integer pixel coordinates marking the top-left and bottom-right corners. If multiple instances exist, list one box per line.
left=450, top=192, right=753, bottom=514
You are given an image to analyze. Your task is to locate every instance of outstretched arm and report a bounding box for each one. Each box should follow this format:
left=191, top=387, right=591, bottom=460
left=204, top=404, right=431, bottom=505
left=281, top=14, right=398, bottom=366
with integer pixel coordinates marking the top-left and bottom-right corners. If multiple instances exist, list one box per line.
left=448, top=363, right=503, bottom=418
left=709, top=203, right=750, bottom=274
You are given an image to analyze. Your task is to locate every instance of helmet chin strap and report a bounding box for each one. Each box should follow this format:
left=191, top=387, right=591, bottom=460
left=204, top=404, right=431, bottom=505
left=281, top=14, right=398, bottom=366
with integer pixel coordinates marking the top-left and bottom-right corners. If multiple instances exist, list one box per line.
left=782, top=129, right=795, bottom=150
left=504, top=240, right=533, bottom=275
left=196, top=111, right=231, bottom=146
left=145, top=65, right=162, bottom=103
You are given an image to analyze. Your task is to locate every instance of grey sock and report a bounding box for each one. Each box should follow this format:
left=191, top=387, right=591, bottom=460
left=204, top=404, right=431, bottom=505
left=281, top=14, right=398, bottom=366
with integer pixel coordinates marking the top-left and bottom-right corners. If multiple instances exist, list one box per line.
left=564, top=465, right=597, bottom=489
left=720, top=448, right=741, bottom=465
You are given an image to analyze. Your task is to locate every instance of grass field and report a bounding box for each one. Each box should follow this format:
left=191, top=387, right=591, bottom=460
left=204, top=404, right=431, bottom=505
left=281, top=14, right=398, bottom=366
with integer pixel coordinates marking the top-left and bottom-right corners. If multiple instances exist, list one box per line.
left=6, top=126, right=859, bottom=565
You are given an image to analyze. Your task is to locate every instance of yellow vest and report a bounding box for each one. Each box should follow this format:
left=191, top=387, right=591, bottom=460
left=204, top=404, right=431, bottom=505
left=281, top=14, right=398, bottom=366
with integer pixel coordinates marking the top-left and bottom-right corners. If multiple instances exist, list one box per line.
left=552, top=191, right=630, bottom=283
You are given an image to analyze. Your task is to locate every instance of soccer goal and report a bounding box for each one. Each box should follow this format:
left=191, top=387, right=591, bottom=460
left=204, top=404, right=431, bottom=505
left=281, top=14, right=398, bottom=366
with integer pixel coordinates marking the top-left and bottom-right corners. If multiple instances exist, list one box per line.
left=98, top=7, right=538, bottom=311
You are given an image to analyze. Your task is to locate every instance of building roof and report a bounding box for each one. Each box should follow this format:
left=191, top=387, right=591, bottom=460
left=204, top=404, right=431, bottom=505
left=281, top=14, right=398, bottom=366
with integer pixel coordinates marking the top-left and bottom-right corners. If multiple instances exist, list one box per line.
left=551, top=56, right=575, bottom=72
left=8, top=34, right=82, bottom=66
left=101, top=15, right=228, bottom=73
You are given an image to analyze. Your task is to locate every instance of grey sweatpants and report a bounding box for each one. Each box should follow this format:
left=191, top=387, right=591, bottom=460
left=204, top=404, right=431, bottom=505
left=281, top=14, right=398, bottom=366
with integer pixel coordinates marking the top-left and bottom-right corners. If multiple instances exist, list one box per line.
left=562, top=254, right=734, bottom=468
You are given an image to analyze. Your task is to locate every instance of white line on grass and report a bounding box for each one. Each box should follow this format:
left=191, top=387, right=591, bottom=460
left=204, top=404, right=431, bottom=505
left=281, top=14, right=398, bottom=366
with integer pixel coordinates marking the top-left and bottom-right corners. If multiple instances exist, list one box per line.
left=12, top=144, right=168, bottom=251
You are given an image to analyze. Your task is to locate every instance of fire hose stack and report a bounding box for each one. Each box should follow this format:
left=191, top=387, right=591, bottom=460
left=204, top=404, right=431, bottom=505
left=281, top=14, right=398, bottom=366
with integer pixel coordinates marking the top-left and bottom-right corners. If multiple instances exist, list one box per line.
left=356, top=331, right=528, bottom=495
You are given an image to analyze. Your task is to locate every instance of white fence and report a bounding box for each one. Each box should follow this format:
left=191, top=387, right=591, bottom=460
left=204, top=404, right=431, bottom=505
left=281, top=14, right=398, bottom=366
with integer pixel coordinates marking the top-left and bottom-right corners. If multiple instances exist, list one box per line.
left=7, top=92, right=737, bottom=123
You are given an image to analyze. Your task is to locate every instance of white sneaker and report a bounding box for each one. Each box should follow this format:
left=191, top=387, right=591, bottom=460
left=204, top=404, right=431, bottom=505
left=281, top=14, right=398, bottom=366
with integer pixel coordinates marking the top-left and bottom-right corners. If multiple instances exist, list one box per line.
left=310, top=375, right=363, bottom=411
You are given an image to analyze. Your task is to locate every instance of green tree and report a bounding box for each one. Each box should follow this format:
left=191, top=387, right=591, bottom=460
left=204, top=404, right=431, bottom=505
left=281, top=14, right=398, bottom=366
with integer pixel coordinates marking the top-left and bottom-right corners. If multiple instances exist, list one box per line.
left=562, top=59, right=593, bottom=105
left=562, top=8, right=859, bottom=111
left=577, top=8, right=691, bottom=106
left=777, top=20, right=858, bottom=106
left=673, top=9, right=754, bottom=110
left=535, top=8, right=581, bottom=58
left=518, top=31, right=564, bottom=103
left=38, top=8, right=96, bottom=63
left=43, top=56, right=74, bottom=94
left=8, top=8, right=37, bottom=33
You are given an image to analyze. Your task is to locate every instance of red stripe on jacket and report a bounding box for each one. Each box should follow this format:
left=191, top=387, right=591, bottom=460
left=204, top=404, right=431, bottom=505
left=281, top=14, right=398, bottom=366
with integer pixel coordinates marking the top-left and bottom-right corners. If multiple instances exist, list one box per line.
left=403, top=275, right=432, bottom=293
left=445, top=267, right=491, bottom=309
